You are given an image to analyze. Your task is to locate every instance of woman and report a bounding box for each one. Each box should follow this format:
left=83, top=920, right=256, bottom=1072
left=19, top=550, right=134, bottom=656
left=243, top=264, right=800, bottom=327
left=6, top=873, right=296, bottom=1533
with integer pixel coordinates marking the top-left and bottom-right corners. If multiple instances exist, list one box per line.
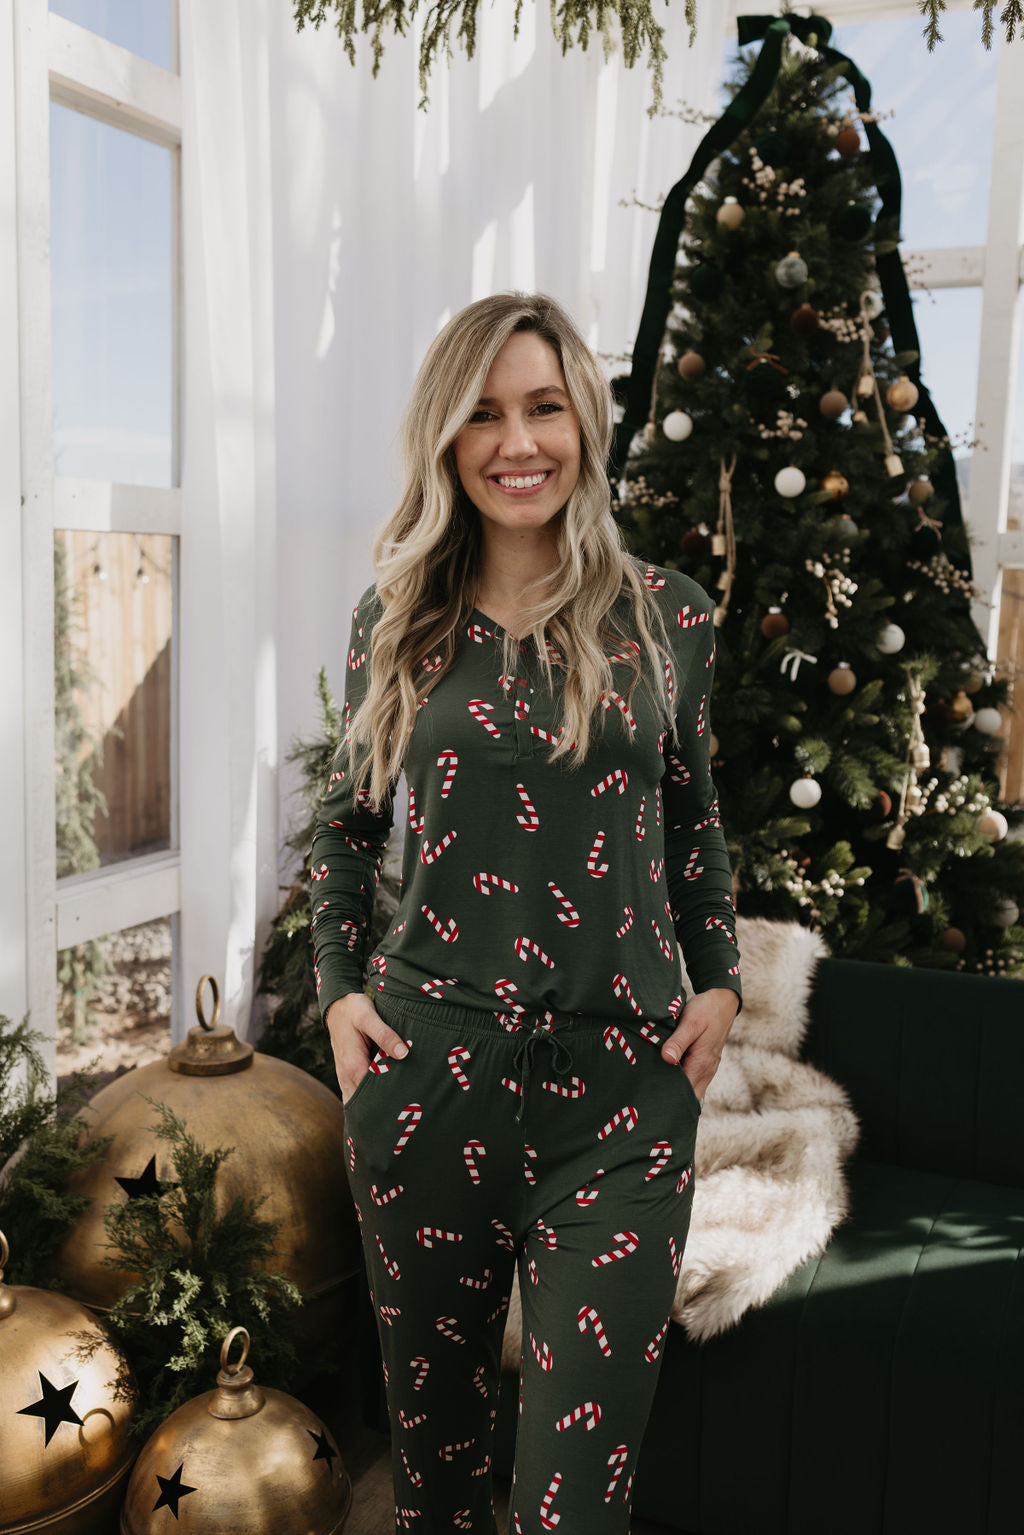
left=311, top=291, right=741, bottom=1534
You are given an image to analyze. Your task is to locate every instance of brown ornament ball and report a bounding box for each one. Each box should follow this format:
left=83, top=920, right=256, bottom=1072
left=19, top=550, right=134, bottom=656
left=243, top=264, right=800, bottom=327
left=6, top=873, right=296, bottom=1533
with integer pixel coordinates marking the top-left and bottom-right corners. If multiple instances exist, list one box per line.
left=870, top=789, right=892, bottom=821
left=822, top=469, right=850, bottom=498
left=761, top=608, right=790, bottom=639
left=908, top=477, right=934, bottom=504
left=926, top=697, right=954, bottom=728
left=835, top=124, right=861, bottom=157
left=887, top=375, right=920, bottom=412
left=941, top=926, right=967, bottom=953
left=680, top=525, right=711, bottom=557
left=828, top=663, right=857, bottom=695
left=677, top=349, right=706, bottom=380
left=789, top=303, right=820, bottom=337
left=819, top=388, right=849, bottom=420
left=716, top=197, right=745, bottom=230
left=709, top=732, right=720, bottom=757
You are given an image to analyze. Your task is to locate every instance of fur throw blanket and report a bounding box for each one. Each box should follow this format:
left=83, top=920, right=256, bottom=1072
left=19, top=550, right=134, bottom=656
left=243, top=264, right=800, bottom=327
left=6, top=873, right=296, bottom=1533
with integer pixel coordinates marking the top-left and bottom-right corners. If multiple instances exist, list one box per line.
left=501, top=917, right=861, bottom=1359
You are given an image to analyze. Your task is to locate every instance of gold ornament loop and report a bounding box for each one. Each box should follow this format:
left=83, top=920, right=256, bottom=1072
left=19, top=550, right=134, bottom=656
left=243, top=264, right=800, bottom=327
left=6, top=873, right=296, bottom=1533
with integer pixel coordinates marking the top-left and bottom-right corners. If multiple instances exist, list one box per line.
left=195, top=973, right=222, bottom=1032
left=0, top=1229, right=8, bottom=1272
left=220, top=1325, right=251, bottom=1376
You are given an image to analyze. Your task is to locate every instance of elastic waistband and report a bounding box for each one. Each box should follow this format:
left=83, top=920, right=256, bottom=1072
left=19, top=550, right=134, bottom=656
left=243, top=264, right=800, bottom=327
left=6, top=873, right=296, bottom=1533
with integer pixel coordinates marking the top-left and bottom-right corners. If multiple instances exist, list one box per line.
left=374, top=988, right=621, bottom=1039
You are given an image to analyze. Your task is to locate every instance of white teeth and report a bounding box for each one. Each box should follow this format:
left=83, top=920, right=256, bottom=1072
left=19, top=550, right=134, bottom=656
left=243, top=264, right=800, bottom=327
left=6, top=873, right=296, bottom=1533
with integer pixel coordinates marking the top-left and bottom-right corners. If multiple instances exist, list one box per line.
left=495, top=471, right=549, bottom=489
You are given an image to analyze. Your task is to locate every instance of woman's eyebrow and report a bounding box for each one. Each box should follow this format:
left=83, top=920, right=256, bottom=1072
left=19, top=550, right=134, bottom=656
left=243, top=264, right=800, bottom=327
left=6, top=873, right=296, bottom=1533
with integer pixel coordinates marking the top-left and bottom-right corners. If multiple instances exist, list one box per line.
left=476, top=385, right=569, bottom=405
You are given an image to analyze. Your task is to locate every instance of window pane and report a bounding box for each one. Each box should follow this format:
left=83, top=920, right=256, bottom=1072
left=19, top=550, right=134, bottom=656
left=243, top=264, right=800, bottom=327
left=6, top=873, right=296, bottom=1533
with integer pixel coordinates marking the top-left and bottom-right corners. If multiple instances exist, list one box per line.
left=49, top=0, right=176, bottom=73
left=55, top=530, right=175, bottom=873
left=50, top=104, right=176, bottom=486
left=57, top=916, right=172, bottom=1087
left=831, top=13, right=997, bottom=249
left=910, top=285, right=982, bottom=463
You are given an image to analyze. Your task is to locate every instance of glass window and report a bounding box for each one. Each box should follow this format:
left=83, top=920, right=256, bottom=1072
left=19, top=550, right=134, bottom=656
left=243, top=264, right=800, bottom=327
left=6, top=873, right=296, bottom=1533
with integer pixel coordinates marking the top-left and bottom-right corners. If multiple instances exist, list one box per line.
left=831, top=13, right=997, bottom=249
left=55, top=530, right=175, bottom=874
left=50, top=104, right=176, bottom=487
left=57, top=915, right=172, bottom=1087
left=49, top=0, right=176, bottom=74
left=909, top=285, right=982, bottom=464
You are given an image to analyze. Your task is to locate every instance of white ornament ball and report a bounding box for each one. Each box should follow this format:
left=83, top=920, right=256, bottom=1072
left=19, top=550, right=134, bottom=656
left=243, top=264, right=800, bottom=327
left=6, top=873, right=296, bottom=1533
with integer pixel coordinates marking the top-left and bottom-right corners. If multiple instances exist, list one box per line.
left=972, top=707, right=1002, bottom=736
left=994, top=899, right=1020, bottom=927
left=862, top=288, right=884, bottom=319
left=663, top=410, right=694, bottom=442
left=977, top=810, right=1009, bottom=842
left=774, top=466, right=807, bottom=498
left=875, top=622, right=906, bottom=655
left=789, top=777, right=822, bottom=809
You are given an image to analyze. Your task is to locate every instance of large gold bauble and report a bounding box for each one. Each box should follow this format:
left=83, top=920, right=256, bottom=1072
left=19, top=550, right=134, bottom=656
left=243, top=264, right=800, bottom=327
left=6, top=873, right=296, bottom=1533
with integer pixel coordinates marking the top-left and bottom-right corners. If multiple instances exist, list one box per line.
left=44, top=977, right=360, bottom=1360
left=821, top=469, right=850, bottom=498
left=120, top=1325, right=351, bottom=1534
left=0, top=1230, right=137, bottom=1535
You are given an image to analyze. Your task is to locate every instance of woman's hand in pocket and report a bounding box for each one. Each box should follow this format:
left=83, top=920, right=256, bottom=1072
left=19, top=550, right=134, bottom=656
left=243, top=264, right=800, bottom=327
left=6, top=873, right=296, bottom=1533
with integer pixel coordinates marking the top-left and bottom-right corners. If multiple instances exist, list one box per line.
left=325, top=991, right=409, bottom=1103
left=660, top=987, right=739, bottom=1105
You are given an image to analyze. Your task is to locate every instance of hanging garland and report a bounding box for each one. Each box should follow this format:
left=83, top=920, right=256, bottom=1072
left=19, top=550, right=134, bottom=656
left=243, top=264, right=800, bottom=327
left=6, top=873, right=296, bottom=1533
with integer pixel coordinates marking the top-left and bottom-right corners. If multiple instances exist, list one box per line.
left=292, top=0, right=692, bottom=113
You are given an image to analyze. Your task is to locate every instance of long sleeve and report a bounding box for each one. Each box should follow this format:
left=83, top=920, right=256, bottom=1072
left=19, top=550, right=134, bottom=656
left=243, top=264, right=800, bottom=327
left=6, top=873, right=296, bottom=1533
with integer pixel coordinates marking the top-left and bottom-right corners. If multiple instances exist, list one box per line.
left=309, top=586, right=395, bottom=1021
left=660, top=578, right=742, bottom=1011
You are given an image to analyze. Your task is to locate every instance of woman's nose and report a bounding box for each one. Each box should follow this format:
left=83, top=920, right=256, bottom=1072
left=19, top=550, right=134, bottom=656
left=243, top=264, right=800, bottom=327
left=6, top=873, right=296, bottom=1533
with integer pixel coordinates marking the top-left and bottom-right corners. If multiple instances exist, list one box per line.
left=498, top=414, right=539, bottom=456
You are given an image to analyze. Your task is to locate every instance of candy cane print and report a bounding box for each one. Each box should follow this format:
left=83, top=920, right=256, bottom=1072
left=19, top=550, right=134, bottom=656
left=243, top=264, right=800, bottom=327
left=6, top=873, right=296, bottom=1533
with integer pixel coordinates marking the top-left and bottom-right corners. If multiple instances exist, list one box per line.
left=546, top=882, right=580, bottom=927
left=624, top=1471, right=635, bottom=1502
left=448, top=1046, right=472, bottom=1089
left=598, top=1104, right=639, bottom=1139
left=392, top=1103, right=423, bottom=1156
left=487, top=1292, right=511, bottom=1324
left=603, top=1024, right=637, bottom=1064
left=540, top=1474, right=563, bottom=1529
left=515, top=935, right=555, bottom=968
left=348, top=648, right=366, bottom=669
left=644, top=564, right=666, bottom=590
left=512, top=1515, right=523, bottom=1535
left=346, top=1134, right=355, bottom=1172
left=494, top=977, right=526, bottom=1017
left=515, top=782, right=540, bottom=830
left=310, top=861, right=329, bottom=882
left=407, top=787, right=424, bottom=835
left=417, top=1226, right=463, bottom=1249
left=435, top=1316, right=467, bottom=1344
left=530, top=724, right=561, bottom=747
left=439, top=1439, right=475, bottom=1460
left=345, top=833, right=374, bottom=853
left=338, top=919, right=361, bottom=952
left=468, top=698, right=502, bottom=739
left=502, top=1075, right=523, bottom=1098
left=640, top=1021, right=663, bottom=1045
left=684, top=847, right=704, bottom=882
left=460, top=1265, right=493, bottom=1290
left=615, top=906, right=634, bottom=938
left=421, top=652, right=443, bottom=673
left=399, top=1407, right=427, bottom=1430
left=592, top=1230, right=640, bottom=1267
left=408, top=1358, right=430, bottom=1393
left=651, top=919, right=674, bottom=961
left=472, top=1364, right=489, bottom=1398
left=492, top=1218, right=515, bottom=1252
left=575, top=1168, right=606, bottom=1206
left=470, top=1454, right=492, bottom=1479
left=665, top=657, right=675, bottom=705
left=646, top=1141, right=672, bottom=1181
left=645, top=1318, right=670, bottom=1362
left=421, top=829, right=457, bottom=865
left=473, top=871, right=520, bottom=895
left=634, top=796, right=647, bottom=841
left=313, top=962, right=322, bottom=996
left=379, top=1305, right=402, bottom=1325
left=543, top=1072, right=586, bottom=1099
left=578, top=1305, right=613, bottom=1356
left=678, top=602, right=710, bottom=629
left=693, top=799, right=722, bottom=830
left=612, top=973, right=644, bottom=1019
left=669, top=1236, right=683, bottom=1276
left=527, top=1256, right=540, bottom=1285
left=677, top=1160, right=693, bottom=1195
left=514, top=695, right=532, bottom=721
left=421, top=905, right=459, bottom=942
left=455, top=1512, right=473, bottom=1532
left=396, top=1508, right=420, bottom=1530
left=434, top=749, right=459, bottom=800
left=467, top=622, right=496, bottom=643
left=556, top=1400, right=602, bottom=1432
left=587, top=830, right=609, bottom=878
left=591, top=768, right=629, bottom=797
left=400, top=1448, right=422, bottom=1488
left=370, top=1181, right=404, bottom=1205
left=667, top=753, right=692, bottom=785
left=524, top=1144, right=538, bottom=1186
left=600, top=691, right=637, bottom=733
left=606, top=640, right=641, bottom=662
left=705, top=914, right=738, bottom=944
left=604, top=1444, right=630, bottom=1502
left=419, top=978, right=457, bottom=999
left=530, top=1332, right=554, bottom=1371
left=667, top=992, right=684, bottom=1019
left=650, top=857, right=665, bottom=883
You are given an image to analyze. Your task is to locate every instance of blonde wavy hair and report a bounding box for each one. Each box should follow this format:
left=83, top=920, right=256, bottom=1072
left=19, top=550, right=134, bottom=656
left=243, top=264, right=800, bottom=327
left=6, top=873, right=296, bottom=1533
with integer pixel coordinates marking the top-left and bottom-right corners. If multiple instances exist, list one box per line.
left=348, top=290, right=679, bottom=809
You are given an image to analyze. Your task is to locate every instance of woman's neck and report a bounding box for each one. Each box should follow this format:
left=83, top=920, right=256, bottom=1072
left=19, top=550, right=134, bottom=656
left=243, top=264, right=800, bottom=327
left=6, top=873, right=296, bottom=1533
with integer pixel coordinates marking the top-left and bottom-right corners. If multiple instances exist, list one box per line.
left=474, top=526, right=560, bottom=615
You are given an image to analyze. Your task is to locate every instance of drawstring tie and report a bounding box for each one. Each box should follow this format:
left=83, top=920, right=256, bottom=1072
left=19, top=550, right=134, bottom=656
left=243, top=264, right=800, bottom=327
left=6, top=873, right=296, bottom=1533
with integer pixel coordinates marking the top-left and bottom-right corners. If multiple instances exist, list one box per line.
left=511, top=1022, right=575, bottom=1124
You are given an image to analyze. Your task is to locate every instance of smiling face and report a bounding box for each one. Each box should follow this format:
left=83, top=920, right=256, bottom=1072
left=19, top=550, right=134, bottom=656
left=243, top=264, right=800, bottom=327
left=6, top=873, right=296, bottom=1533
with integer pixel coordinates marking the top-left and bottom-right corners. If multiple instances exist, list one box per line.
left=453, top=329, right=582, bottom=539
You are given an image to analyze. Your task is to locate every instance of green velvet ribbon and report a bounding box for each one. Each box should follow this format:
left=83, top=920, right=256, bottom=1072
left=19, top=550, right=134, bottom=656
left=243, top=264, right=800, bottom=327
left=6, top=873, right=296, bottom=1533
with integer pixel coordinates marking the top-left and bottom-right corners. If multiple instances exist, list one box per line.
left=611, top=12, right=972, bottom=581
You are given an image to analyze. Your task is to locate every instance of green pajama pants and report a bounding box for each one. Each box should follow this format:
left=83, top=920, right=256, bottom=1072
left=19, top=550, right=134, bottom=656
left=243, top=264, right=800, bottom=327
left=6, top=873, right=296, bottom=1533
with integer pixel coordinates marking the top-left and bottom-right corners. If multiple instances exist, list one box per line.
left=342, top=991, right=701, bottom=1535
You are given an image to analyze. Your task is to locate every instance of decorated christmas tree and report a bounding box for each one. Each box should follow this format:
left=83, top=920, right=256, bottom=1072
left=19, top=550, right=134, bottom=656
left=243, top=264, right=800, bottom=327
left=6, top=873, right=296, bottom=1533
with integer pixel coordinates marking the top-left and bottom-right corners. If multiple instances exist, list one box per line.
left=612, top=15, right=1024, bottom=976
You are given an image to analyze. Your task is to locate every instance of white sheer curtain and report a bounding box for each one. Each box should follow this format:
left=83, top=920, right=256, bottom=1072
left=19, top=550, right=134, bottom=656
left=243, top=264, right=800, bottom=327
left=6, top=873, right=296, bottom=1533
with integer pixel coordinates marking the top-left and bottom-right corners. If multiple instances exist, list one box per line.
left=175, top=0, right=731, bottom=1036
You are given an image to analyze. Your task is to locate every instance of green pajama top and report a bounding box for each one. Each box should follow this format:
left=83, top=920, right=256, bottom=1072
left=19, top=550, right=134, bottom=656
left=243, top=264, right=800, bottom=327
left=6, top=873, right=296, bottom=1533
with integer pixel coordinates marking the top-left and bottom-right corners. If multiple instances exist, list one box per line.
left=311, top=561, right=741, bottom=1029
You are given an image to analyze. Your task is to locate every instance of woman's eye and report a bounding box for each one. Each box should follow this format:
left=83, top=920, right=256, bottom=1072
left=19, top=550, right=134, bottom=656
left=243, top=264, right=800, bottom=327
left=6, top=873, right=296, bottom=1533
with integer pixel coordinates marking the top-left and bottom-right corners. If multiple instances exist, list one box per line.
left=468, top=402, right=564, bottom=423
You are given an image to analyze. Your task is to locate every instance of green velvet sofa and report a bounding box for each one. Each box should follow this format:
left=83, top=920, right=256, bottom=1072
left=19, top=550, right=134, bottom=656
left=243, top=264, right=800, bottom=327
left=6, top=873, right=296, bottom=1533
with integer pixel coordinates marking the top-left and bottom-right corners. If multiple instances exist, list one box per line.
left=490, top=955, right=1024, bottom=1534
